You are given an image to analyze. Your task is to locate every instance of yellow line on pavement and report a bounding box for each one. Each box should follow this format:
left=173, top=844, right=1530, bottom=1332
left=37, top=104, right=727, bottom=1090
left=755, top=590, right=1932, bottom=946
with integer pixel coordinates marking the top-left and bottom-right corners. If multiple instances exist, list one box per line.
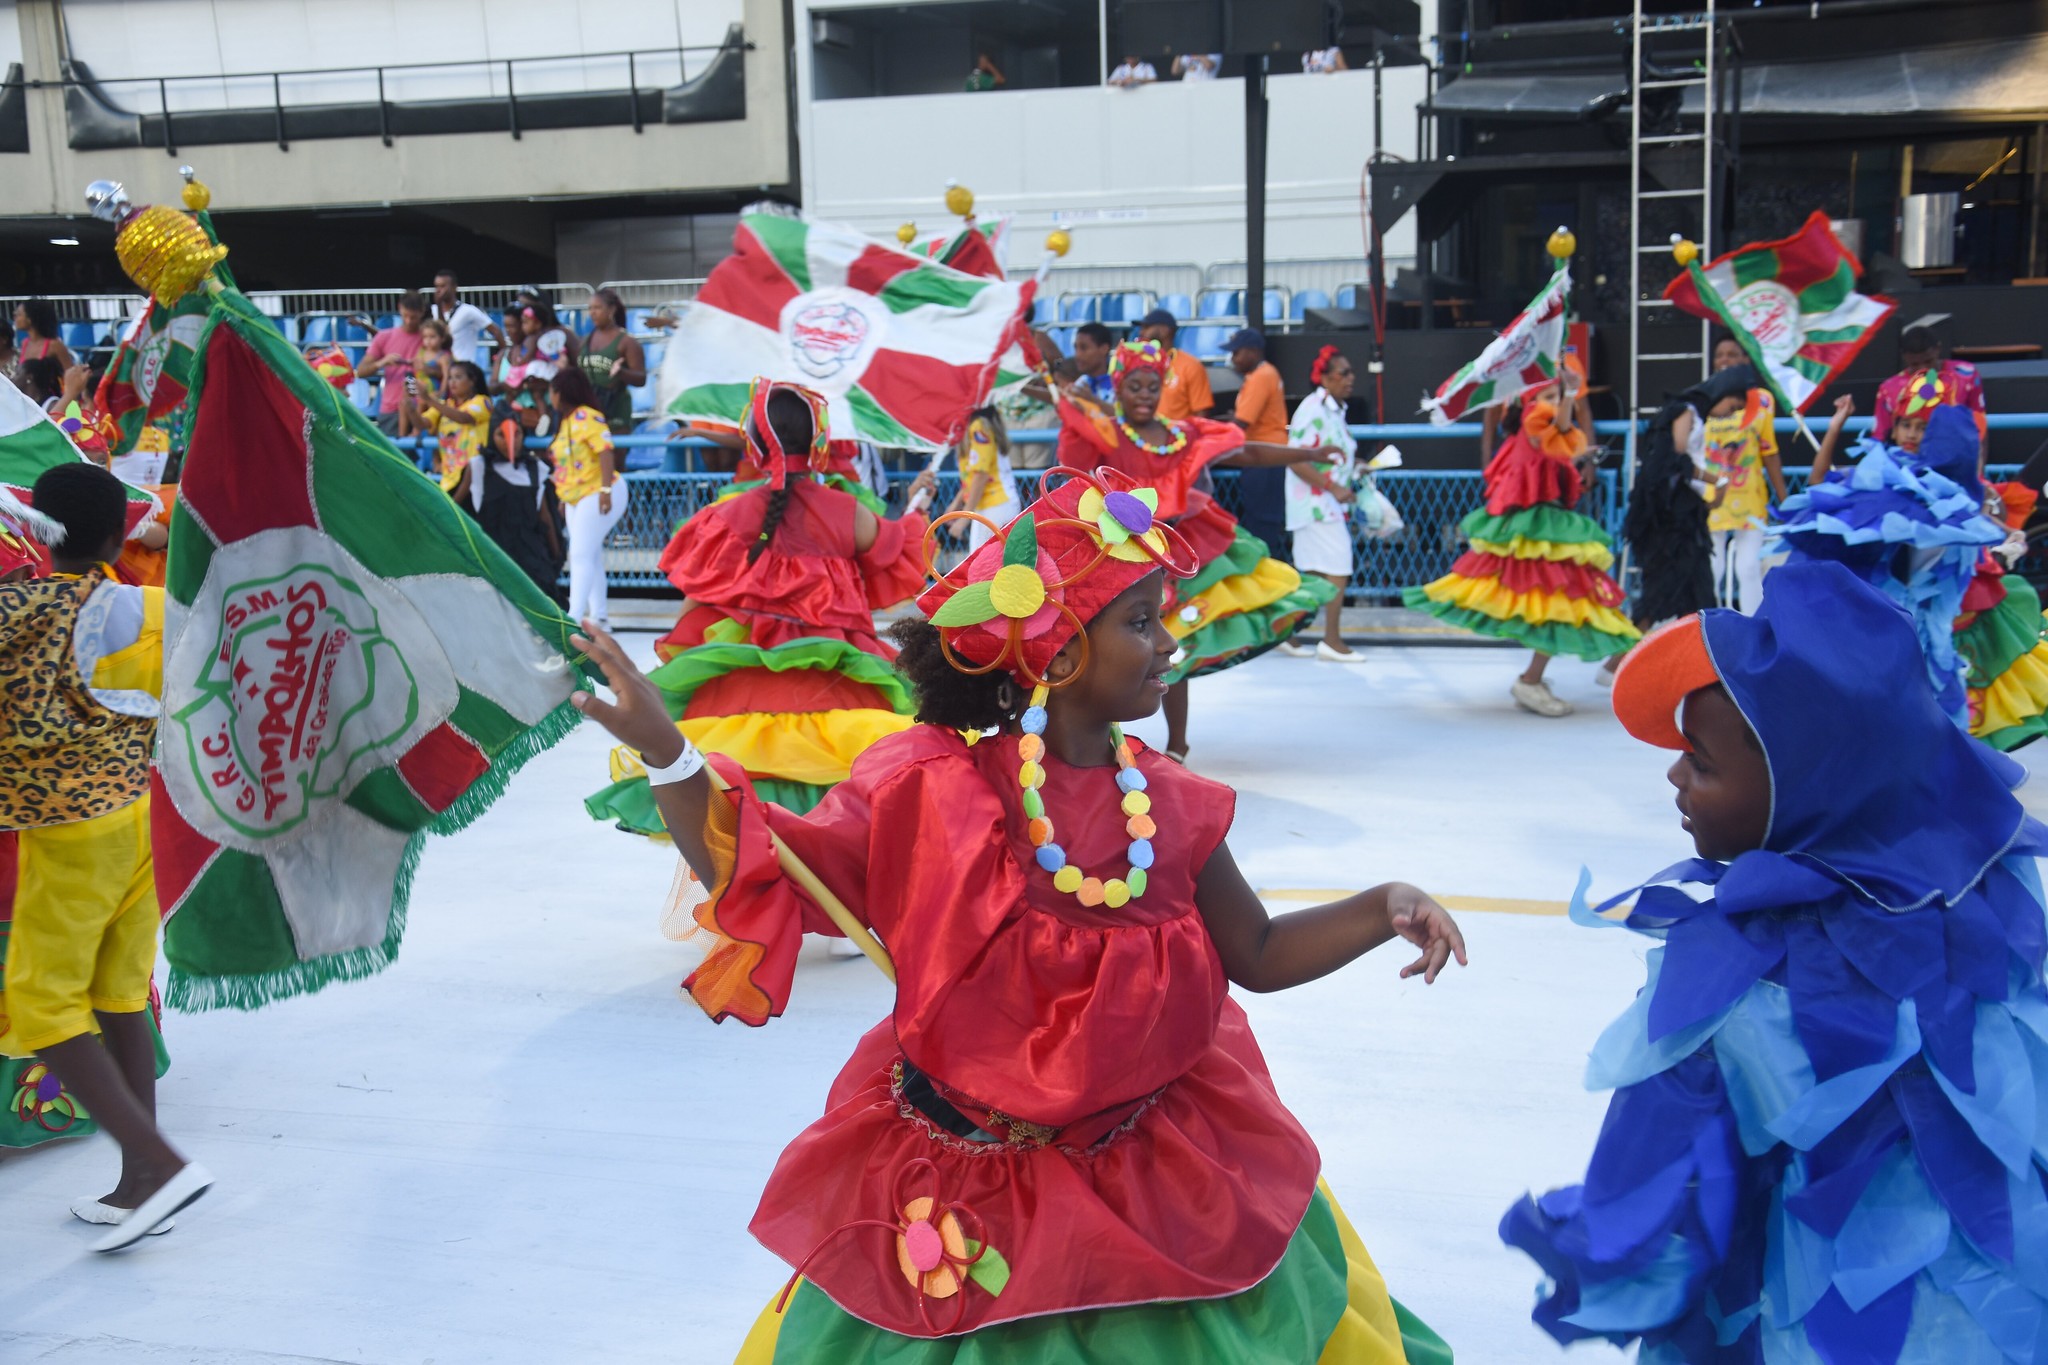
left=1256, top=889, right=1570, bottom=917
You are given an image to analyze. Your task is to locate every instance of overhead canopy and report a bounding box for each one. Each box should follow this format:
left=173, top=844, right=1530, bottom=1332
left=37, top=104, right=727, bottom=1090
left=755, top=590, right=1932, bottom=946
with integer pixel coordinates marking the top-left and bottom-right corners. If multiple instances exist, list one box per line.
left=1428, top=34, right=2048, bottom=123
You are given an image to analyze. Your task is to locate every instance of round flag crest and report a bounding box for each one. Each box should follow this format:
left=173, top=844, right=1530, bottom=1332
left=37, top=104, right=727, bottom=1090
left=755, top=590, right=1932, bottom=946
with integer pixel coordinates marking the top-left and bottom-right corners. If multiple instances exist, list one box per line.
left=781, top=286, right=888, bottom=387
left=1727, top=280, right=1802, bottom=363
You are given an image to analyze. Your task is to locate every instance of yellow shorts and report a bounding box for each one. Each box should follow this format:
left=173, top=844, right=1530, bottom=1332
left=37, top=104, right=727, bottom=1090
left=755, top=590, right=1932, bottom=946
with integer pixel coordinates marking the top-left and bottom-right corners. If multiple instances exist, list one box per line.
left=0, top=795, right=158, bottom=1055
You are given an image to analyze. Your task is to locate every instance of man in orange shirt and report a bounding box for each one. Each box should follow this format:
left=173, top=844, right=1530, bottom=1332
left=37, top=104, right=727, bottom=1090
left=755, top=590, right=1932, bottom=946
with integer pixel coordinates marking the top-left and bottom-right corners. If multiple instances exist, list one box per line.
left=1225, top=328, right=1292, bottom=558
left=1137, top=309, right=1214, bottom=420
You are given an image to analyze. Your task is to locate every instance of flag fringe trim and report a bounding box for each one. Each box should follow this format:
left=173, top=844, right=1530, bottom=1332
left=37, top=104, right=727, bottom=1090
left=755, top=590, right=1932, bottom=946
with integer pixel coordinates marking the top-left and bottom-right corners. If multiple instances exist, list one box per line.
left=163, top=698, right=584, bottom=1012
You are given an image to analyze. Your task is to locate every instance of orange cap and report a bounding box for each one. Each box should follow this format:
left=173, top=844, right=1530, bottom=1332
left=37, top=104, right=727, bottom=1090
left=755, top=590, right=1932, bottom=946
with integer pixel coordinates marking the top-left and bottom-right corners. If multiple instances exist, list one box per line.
left=1611, top=615, right=1719, bottom=751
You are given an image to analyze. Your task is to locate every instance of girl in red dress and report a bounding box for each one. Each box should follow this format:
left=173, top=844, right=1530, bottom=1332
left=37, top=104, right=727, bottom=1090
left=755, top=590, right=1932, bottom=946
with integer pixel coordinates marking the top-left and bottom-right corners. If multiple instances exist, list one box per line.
left=569, top=465, right=1465, bottom=1364
left=1055, top=341, right=1336, bottom=761
left=586, top=382, right=933, bottom=832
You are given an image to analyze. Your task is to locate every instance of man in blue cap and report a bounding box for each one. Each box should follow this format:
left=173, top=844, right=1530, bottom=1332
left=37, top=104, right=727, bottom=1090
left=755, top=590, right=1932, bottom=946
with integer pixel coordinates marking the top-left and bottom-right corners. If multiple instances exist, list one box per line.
left=1225, top=327, right=1292, bottom=565
left=1136, top=308, right=1213, bottom=421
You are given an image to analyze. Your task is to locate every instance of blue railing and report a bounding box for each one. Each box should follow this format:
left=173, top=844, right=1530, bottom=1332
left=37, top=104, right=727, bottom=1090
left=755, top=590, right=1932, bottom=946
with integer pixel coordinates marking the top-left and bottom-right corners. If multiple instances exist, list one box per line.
left=392, top=414, right=2048, bottom=599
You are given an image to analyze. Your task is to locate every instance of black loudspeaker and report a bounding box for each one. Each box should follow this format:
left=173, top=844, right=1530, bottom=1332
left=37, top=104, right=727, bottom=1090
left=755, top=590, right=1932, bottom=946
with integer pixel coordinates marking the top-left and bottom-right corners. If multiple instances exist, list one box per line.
left=1224, top=0, right=1326, bottom=55
left=1117, top=0, right=1222, bottom=60
left=1304, top=307, right=1373, bottom=330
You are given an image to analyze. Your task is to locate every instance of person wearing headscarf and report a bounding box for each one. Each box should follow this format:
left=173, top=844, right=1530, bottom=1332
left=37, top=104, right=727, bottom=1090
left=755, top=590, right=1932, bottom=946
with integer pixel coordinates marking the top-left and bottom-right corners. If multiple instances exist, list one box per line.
left=564, top=465, right=1463, bottom=1364
left=586, top=380, right=935, bottom=836
left=1054, top=339, right=1337, bottom=762
left=1405, top=356, right=1639, bottom=717
left=1504, top=561, right=2048, bottom=1363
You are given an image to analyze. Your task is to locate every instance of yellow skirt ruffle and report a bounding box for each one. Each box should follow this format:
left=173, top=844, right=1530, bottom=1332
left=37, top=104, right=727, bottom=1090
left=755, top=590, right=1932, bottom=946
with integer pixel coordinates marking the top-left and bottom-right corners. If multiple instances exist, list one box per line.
left=1413, top=574, right=1637, bottom=636
left=1466, top=536, right=1615, bottom=570
left=1168, top=556, right=1302, bottom=640
left=1975, top=640, right=2048, bottom=737
left=609, top=708, right=914, bottom=790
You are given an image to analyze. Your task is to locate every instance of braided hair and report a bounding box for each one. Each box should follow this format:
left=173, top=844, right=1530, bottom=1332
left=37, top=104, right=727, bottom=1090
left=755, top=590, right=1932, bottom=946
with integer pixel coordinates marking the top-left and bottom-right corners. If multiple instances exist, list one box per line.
left=747, top=388, right=815, bottom=565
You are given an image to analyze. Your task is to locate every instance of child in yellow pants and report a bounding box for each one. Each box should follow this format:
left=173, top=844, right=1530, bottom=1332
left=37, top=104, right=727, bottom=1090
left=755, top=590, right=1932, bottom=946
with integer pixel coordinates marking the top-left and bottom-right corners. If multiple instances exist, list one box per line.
left=0, top=461, right=211, bottom=1251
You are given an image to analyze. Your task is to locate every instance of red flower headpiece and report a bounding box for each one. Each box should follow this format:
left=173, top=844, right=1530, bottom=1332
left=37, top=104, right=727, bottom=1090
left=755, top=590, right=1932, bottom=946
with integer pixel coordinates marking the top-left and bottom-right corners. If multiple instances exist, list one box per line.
left=744, top=378, right=832, bottom=491
left=1110, top=339, right=1170, bottom=385
left=915, top=465, right=1200, bottom=688
left=1309, top=344, right=1342, bottom=387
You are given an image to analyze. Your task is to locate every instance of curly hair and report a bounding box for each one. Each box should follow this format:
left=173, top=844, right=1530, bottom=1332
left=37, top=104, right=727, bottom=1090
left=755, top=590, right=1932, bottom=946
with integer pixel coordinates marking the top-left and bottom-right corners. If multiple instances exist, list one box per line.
left=888, top=617, right=1019, bottom=732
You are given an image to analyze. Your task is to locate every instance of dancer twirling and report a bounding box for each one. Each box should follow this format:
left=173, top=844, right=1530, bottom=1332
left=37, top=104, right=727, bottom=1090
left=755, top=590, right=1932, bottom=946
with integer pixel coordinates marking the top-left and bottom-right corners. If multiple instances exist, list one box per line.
left=1055, top=340, right=1336, bottom=761
left=1405, top=360, right=1638, bottom=717
left=586, top=381, right=933, bottom=835
left=569, top=464, right=1463, bottom=1363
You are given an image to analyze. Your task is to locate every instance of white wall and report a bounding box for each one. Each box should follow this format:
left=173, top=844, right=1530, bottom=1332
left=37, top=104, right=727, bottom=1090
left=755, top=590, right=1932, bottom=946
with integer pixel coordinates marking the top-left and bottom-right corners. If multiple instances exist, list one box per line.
left=59, top=0, right=743, bottom=111
left=794, top=63, right=1425, bottom=273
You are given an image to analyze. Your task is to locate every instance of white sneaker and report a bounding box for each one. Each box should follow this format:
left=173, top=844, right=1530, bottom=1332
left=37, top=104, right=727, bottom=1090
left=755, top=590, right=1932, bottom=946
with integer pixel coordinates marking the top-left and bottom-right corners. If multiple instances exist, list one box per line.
left=1595, top=665, right=1617, bottom=689
left=1276, top=640, right=1315, bottom=658
left=1316, top=641, right=1366, bottom=664
left=1511, top=679, right=1574, bottom=717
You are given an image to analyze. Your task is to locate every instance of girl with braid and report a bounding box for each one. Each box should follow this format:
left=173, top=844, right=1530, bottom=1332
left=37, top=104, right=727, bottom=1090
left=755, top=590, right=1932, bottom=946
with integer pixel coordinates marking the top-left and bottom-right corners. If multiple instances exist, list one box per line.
left=588, top=380, right=936, bottom=835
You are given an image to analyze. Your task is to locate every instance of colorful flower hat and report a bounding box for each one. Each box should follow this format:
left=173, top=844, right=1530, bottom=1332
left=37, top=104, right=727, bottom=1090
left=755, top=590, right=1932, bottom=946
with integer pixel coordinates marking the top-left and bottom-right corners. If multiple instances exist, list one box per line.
left=915, top=466, right=1199, bottom=688
left=1110, top=339, right=1170, bottom=386
left=56, top=401, right=114, bottom=459
left=743, top=378, right=832, bottom=490
left=1893, top=368, right=1949, bottom=420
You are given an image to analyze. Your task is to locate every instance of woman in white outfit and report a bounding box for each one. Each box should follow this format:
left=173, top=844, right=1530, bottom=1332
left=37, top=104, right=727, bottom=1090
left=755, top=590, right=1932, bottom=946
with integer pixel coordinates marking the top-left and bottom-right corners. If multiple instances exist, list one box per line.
left=1280, top=346, right=1364, bottom=661
left=548, top=368, right=629, bottom=629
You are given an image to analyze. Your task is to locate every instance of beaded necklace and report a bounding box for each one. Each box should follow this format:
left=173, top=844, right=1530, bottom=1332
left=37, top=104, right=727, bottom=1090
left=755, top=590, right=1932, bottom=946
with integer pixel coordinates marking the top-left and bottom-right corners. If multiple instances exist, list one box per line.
left=1115, top=416, right=1188, bottom=458
left=1015, top=684, right=1156, bottom=908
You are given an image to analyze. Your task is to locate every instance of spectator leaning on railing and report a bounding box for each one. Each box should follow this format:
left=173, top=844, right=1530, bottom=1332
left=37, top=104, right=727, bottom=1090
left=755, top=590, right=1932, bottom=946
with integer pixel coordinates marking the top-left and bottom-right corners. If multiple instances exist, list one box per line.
left=357, top=291, right=428, bottom=437
left=1108, top=55, right=1157, bottom=87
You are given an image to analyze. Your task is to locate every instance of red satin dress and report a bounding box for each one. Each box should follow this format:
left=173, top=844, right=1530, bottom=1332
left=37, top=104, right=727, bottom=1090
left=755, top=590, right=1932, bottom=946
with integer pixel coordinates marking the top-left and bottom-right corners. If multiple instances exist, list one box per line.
left=1055, top=402, right=1246, bottom=566
left=686, top=726, right=1321, bottom=1337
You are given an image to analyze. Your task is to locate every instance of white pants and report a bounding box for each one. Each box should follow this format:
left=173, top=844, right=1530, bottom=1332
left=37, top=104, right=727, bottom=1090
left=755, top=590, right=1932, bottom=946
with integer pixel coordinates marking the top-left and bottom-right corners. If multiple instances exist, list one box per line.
left=966, top=500, right=1019, bottom=552
left=1710, top=526, right=1764, bottom=615
left=564, top=480, right=629, bottom=626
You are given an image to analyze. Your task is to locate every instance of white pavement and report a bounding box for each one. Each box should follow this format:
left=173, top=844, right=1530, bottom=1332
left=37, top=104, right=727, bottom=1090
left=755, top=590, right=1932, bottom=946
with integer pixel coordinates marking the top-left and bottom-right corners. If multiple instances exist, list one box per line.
left=8, top=640, right=2046, bottom=1364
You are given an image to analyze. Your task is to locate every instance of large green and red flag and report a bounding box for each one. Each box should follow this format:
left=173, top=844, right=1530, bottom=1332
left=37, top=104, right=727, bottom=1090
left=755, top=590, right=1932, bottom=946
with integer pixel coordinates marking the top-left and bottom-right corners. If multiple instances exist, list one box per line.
left=1422, top=266, right=1571, bottom=425
left=1664, top=210, right=1894, bottom=414
left=151, top=284, right=590, bottom=1010
left=660, top=210, right=1035, bottom=453
left=95, top=292, right=207, bottom=456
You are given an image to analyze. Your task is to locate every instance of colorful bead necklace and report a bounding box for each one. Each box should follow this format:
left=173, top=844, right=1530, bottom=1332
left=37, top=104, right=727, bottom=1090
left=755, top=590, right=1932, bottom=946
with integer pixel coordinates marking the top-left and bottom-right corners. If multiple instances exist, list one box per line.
left=1115, top=416, right=1189, bottom=458
left=1016, top=684, right=1156, bottom=908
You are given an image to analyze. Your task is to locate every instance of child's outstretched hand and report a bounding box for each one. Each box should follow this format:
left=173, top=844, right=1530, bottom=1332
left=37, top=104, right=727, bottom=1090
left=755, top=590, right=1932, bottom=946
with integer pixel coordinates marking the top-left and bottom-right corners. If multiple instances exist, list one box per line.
left=1386, top=884, right=1468, bottom=983
left=569, top=620, right=683, bottom=763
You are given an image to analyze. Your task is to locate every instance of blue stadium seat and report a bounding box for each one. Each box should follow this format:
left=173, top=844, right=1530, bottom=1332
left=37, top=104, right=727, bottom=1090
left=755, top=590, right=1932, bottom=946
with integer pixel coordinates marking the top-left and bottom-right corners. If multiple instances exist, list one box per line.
left=631, top=341, right=665, bottom=415
left=1030, top=296, right=1057, bottom=325
left=1045, top=325, right=1078, bottom=359
left=560, top=308, right=593, bottom=336
left=375, top=313, right=398, bottom=331
left=1292, top=288, right=1331, bottom=318
left=1180, top=325, right=1230, bottom=361
left=1335, top=285, right=1363, bottom=310
left=1059, top=295, right=1098, bottom=323
left=1156, top=292, right=1193, bottom=321
left=626, top=307, right=654, bottom=333
left=1197, top=290, right=1242, bottom=319
left=60, top=320, right=98, bottom=352
left=1261, top=288, right=1287, bottom=323
left=1098, top=291, right=1148, bottom=324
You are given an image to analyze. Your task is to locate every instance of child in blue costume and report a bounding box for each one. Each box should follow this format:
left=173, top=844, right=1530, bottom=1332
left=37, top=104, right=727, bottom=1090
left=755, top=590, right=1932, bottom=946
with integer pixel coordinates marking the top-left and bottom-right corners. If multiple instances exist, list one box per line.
left=1502, top=559, right=2048, bottom=1363
left=1777, top=405, right=2002, bottom=725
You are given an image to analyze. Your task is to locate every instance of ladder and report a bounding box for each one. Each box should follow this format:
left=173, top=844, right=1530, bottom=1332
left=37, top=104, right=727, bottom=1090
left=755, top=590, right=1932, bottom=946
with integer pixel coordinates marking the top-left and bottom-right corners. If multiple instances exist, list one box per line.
left=1624, top=3, right=1734, bottom=495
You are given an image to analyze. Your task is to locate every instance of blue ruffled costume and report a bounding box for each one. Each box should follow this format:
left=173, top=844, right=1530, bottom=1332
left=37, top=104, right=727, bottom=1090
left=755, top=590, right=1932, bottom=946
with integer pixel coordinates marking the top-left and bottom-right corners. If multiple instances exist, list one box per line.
left=1502, top=562, right=2048, bottom=1363
left=1773, top=409, right=2003, bottom=723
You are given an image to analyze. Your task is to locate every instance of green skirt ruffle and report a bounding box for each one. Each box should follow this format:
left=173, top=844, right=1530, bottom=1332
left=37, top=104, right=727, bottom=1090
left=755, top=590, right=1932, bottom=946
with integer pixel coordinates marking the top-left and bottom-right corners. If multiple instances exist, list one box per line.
left=1399, top=591, right=1638, bottom=661
left=1169, top=575, right=1337, bottom=682
left=1458, top=503, right=1611, bottom=549
left=583, top=772, right=829, bottom=837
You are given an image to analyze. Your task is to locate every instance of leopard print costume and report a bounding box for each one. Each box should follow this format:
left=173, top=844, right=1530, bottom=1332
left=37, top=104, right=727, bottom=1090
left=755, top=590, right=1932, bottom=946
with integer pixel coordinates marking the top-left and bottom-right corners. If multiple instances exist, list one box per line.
left=0, top=570, right=155, bottom=830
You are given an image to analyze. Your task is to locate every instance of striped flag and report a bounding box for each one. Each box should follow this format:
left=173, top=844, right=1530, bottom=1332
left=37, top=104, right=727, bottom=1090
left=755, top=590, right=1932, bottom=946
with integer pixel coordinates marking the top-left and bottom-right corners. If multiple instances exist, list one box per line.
left=917, top=216, right=1010, bottom=279
left=661, top=211, right=1033, bottom=453
left=1664, top=210, right=1894, bottom=414
left=0, top=380, right=158, bottom=548
left=1422, top=268, right=1570, bottom=426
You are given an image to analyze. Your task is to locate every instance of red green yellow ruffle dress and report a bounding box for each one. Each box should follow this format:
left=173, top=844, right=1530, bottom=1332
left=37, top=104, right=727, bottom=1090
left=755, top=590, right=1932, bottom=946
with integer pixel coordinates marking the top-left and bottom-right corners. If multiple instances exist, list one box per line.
left=1404, top=404, right=1638, bottom=659
left=1057, top=400, right=1335, bottom=680
left=584, top=479, right=927, bottom=833
left=1958, top=484, right=2048, bottom=751
left=677, top=726, right=1450, bottom=1363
